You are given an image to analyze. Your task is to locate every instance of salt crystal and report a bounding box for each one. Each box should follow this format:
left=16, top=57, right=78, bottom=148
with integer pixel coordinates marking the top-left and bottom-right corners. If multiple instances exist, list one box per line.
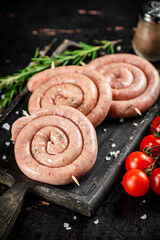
left=94, top=219, right=99, bottom=224
left=111, top=143, right=116, bottom=148
left=110, top=150, right=120, bottom=158
left=2, top=155, right=6, bottom=160
left=140, top=199, right=146, bottom=206
left=109, top=151, right=115, bottom=156
left=15, top=111, right=19, bottom=114
left=2, top=123, right=10, bottom=131
left=64, top=222, right=69, bottom=228
left=64, top=222, right=71, bottom=230
left=119, top=118, right=124, bottom=123
left=116, top=45, right=122, bottom=51
left=103, top=128, right=107, bottom=132
left=73, top=216, right=77, bottom=220
left=116, top=150, right=120, bottom=154
left=141, top=214, right=147, bottom=220
left=66, top=227, right=71, bottom=230
left=5, top=142, right=10, bottom=146
left=105, top=156, right=111, bottom=161
left=114, top=150, right=120, bottom=158
left=133, top=122, right=138, bottom=126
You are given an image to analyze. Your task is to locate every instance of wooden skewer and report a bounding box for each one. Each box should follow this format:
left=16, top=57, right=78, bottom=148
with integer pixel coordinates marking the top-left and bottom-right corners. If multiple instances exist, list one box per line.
left=22, top=109, right=30, bottom=117
left=51, top=61, right=55, bottom=68
left=80, top=61, right=86, bottom=66
left=72, top=175, right=80, bottom=186
left=134, top=107, right=142, bottom=116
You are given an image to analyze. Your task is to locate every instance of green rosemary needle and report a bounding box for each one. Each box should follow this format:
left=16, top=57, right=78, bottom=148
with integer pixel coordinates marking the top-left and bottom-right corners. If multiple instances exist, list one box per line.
left=0, top=39, right=118, bottom=113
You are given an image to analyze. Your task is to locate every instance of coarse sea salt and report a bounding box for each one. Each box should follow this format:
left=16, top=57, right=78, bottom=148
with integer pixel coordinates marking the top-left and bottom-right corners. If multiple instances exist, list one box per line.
left=64, top=223, right=69, bottom=228
left=94, top=219, right=99, bottom=224
left=111, top=143, right=116, bottom=148
left=2, top=123, right=10, bottom=131
left=109, top=150, right=120, bottom=158
left=141, top=214, right=147, bottom=220
left=15, top=111, right=19, bottom=114
left=5, top=142, right=10, bottom=146
left=2, top=155, right=6, bottom=160
left=103, top=128, right=107, bottom=132
left=73, top=216, right=77, bottom=220
left=116, top=45, right=122, bottom=51
left=64, top=222, right=71, bottom=230
left=119, top=118, right=124, bottom=123
left=105, top=156, right=111, bottom=161
left=133, top=122, right=138, bottom=127
left=66, top=227, right=71, bottom=230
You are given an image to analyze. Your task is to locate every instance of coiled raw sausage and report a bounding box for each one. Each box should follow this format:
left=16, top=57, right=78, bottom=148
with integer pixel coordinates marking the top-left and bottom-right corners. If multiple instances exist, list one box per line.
left=87, top=53, right=160, bottom=118
left=12, top=106, right=98, bottom=185
left=27, top=66, right=112, bottom=127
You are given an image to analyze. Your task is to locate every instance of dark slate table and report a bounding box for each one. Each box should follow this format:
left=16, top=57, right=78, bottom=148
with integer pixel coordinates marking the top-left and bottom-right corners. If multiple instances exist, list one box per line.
left=1, top=0, right=160, bottom=239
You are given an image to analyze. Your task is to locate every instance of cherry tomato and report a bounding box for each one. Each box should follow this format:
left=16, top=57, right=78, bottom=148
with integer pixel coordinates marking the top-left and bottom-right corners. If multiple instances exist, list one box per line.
left=122, top=169, right=150, bottom=197
left=125, top=151, right=155, bottom=172
left=139, top=134, right=160, bottom=158
left=150, top=116, right=160, bottom=135
left=149, top=168, right=160, bottom=195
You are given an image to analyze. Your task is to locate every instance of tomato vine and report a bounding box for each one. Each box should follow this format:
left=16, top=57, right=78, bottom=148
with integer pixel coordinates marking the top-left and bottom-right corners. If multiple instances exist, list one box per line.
left=122, top=116, right=160, bottom=197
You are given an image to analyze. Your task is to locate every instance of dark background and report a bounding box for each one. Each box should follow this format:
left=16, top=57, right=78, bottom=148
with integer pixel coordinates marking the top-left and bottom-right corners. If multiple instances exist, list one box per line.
left=1, top=0, right=147, bottom=76
left=1, top=0, right=160, bottom=239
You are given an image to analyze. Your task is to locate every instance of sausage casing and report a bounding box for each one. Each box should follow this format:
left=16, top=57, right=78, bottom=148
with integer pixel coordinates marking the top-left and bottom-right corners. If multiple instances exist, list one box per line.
left=27, top=65, right=112, bottom=127
left=87, top=53, right=160, bottom=118
left=12, top=106, right=98, bottom=185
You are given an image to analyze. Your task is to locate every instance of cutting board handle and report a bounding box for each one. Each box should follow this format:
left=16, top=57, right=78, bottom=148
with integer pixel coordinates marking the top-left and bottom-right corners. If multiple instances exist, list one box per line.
left=0, top=180, right=30, bottom=240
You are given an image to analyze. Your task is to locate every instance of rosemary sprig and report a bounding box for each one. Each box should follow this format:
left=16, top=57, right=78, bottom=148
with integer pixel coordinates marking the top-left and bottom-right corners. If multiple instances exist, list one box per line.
left=0, top=39, right=120, bottom=112
left=32, top=40, right=115, bottom=66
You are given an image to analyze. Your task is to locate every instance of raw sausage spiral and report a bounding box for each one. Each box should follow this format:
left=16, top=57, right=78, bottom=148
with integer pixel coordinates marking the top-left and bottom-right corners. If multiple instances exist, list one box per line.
left=87, top=53, right=160, bottom=118
left=12, top=106, right=98, bottom=185
left=27, top=66, right=112, bottom=127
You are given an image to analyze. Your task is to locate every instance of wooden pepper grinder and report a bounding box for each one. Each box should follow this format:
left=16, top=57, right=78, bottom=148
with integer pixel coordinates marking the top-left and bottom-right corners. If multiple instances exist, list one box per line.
left=132, top=1, right=160, bottom=62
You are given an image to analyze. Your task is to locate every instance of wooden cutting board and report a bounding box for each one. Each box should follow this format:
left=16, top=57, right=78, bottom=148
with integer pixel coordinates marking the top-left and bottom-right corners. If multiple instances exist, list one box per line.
left=0, top=39, right=159, bottom=240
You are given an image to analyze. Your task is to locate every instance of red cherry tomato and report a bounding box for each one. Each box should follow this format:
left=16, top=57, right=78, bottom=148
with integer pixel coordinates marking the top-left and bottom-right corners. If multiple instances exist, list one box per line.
left=139, top=134, right=160, bottom=158
left=122, top=169, right=150, bottom=197
left=125, top=151, right=155, bottom=172
left=150, top=116, right=160, bottom=135
left=149, top=168, right=160, bottom=195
